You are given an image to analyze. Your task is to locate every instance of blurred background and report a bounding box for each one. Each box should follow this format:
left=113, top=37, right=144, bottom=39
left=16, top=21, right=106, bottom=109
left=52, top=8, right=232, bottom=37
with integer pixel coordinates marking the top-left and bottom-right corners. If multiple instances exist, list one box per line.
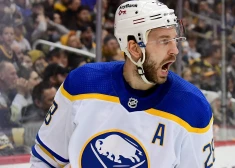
left=0, top=0, right=234, bottom=167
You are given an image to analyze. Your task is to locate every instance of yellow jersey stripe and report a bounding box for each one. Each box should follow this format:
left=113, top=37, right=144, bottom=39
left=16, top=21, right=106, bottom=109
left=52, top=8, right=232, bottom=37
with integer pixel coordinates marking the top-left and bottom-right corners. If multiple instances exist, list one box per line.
left=60, top=85, right=212, bottom=133
left=61, top=85, right=120, bottom=103
left=145, top=109, right=212, bottom=133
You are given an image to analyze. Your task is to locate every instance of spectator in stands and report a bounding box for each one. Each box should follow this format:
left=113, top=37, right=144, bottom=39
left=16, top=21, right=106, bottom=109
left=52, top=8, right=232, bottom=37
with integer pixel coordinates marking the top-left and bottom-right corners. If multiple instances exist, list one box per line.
left=80, top=25, right=95, bottom=54
left=15, top=0, right=32, bottom=19
left=60, top=31, right=85, bottom=50
left=193, top=20, right=212, bottom=53
left=103, top=13, right=115, bottom=34
left=0, top=24, right=18, bottom=64
left=52, top=12, right=62, bottom=24
left=192, top=44, right=221, bottom=91
left=11, top=43, right=24, bottom=64
left=62, top=0, right=81, bottom=30
left=11, top=69, right=41, bottom=122
left=43, top=63, right=68, bottom=89
left=76, top=6, right=92, bottom=31
left=42, top=0, right=55, bottom=20
left=60, top=50, right=69, bottom=68
left=47, top=48, right=61, bottom=64
left=12, top=19, right=31, bottom=51
left=198, top=1, right=214, bottom=17
left=212, top=2, right=222, bottom=21
left=21, top=82, right=57, bottom=123
left=186, top=35, right=201, bottom=61
left=21, top=53, right=33, bottom=70
left=102, top=35, right=124, bottom=61
left=46, top=17, right=69, bottom=42
left=47, top=48, right=68, bottom=68
left=28, top=50, right=48, bottom=77
left=30, top=3, right=47, bottom=42
left=0, top=61, right=18, bottom=109
left=188, top=0, right=199, bottom=12
left=0, top=0, right=21, bottom=24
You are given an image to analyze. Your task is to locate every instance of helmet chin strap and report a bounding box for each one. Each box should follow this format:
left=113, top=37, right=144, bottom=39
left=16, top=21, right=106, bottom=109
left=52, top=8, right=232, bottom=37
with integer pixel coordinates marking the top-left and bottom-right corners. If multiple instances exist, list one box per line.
left=125, top=30, right=155, bottom=85
left=124, top=47, right=155, bottom=85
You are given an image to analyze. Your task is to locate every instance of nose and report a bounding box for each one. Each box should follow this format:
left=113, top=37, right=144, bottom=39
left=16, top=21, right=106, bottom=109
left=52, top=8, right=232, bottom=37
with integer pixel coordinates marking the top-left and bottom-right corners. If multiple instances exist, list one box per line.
left=168, top=42, right=179, bottom=55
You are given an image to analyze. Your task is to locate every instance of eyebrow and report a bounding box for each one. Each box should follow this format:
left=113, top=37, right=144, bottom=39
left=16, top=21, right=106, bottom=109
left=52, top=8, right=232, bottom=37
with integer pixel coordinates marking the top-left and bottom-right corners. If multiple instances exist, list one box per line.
left=158, top=35, right=171, bottom=39
left=157, top=35, right=178, bottom=39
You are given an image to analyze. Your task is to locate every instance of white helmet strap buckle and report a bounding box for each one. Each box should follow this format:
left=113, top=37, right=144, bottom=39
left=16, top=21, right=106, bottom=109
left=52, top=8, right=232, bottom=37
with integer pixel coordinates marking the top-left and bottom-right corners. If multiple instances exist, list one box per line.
left=125, top=47, right=155, bottom=85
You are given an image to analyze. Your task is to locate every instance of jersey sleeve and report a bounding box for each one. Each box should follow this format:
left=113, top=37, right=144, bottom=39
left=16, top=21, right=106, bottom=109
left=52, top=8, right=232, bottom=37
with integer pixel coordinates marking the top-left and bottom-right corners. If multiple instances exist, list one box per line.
left=177, top=111, right=214, bottom=168
left=30, top=77, right=76, bottom=167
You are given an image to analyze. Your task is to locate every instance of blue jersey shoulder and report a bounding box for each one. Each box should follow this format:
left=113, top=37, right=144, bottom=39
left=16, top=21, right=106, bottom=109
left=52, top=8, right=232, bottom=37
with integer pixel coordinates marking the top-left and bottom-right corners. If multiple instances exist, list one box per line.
left=63, top=61, right=124, bottom=96
left=157, top=72, right=212, bottom=129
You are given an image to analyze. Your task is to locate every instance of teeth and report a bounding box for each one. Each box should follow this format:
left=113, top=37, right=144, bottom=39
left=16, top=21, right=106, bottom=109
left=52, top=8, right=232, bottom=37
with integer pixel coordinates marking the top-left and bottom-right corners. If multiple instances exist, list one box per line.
left=162, top=68, right=168, bottom=72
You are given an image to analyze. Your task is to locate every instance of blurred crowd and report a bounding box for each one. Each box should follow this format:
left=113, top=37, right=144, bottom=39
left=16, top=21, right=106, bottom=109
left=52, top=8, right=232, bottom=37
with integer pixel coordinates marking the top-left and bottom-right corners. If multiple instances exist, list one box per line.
left=0, top=0, right=235, bottom=157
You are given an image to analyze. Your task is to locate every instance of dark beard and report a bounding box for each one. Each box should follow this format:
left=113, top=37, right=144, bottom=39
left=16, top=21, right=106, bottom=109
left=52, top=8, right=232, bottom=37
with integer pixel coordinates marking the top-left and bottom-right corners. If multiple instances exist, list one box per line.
left=142, top=52, right=175, bottom=84
left=143, top=56, right=160, bottom=83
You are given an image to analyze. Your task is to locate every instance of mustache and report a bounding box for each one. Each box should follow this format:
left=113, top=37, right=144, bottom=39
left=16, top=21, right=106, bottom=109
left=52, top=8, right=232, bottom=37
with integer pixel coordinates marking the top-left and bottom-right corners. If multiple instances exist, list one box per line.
left=160, top=54, right=176, bottom=66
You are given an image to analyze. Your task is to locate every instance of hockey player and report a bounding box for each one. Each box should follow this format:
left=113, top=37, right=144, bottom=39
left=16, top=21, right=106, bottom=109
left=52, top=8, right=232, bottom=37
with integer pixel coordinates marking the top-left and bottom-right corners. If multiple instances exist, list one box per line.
left=30, top=0, right=214, bottom=167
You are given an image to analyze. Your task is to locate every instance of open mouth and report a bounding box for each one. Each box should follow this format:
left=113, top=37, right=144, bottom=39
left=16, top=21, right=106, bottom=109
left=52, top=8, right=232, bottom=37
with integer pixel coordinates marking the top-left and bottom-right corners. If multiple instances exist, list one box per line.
left=161, top=62, right=173, bottom=72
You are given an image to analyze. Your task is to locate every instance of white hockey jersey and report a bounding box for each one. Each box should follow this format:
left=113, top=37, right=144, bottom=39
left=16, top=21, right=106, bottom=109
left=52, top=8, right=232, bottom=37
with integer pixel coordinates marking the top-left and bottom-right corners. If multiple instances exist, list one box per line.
left=31, top=61, right=214, bottom=168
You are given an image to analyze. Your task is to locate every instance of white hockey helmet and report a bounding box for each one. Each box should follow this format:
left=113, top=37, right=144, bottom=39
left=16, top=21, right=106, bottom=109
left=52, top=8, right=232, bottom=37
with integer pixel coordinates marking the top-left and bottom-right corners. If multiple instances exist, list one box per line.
left=114, top=0, right=184, bottom=84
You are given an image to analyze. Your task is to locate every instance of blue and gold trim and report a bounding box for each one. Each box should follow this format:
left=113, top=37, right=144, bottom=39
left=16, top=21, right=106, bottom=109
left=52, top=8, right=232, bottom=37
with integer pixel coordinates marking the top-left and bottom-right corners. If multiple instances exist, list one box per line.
left=60, top=87, right=212, bottom=134
left=32, top=145, right=56, bottom=168
left=36, top=134, right=69, bottom=163
left=145, top=109, right=212, bottom=134
left=61, top=85, right=120, bottom=103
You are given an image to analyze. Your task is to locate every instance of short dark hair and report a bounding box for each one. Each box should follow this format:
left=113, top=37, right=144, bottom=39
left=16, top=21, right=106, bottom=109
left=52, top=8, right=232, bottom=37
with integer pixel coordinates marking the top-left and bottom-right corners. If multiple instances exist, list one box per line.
left=43, top=63, right=68, bottom=81
left=47, top=48, right=61, bottom=60
left=32, top=81, right=53, bottom=102
left=103, top=35, right=117, bottom=45
left=77, top=5, right=91, bottom=14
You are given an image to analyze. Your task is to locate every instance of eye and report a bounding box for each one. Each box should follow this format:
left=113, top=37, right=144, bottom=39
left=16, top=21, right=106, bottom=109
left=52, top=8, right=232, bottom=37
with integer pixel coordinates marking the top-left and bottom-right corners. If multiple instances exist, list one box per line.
left=161, top=39, right=169, bottom=45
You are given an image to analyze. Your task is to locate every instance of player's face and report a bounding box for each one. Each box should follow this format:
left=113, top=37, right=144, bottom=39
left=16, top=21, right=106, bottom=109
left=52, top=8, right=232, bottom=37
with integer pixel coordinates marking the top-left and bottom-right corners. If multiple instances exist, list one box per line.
left=144, top=27, right=179, bottom=84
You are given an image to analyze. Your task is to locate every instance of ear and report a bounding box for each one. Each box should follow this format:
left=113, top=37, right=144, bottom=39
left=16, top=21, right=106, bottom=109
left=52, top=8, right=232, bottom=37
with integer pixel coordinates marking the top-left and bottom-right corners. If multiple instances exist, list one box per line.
left=35, top=99, right=42, bottom=108
left=49, top=76, right=57, bottom=84
left=127, top=40, right=142, bottom=62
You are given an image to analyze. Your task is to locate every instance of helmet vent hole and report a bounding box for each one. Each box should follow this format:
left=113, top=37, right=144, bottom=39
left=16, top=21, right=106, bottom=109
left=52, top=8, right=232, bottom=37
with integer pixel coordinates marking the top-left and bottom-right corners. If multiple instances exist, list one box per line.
left=167, top=20, right=170, bottom=23
left=139, top=38, right=141, bottom=41
left=135, top=11, right=138, bottom=14
left=138, top=33, right=141, bottom=36
left=119, top=38, right=121, bottom=41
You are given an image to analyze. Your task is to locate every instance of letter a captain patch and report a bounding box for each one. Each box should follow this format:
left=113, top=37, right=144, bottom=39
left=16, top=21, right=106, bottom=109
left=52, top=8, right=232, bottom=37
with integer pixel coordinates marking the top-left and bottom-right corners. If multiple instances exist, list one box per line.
left=152, top=123, right=165, bottom=146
